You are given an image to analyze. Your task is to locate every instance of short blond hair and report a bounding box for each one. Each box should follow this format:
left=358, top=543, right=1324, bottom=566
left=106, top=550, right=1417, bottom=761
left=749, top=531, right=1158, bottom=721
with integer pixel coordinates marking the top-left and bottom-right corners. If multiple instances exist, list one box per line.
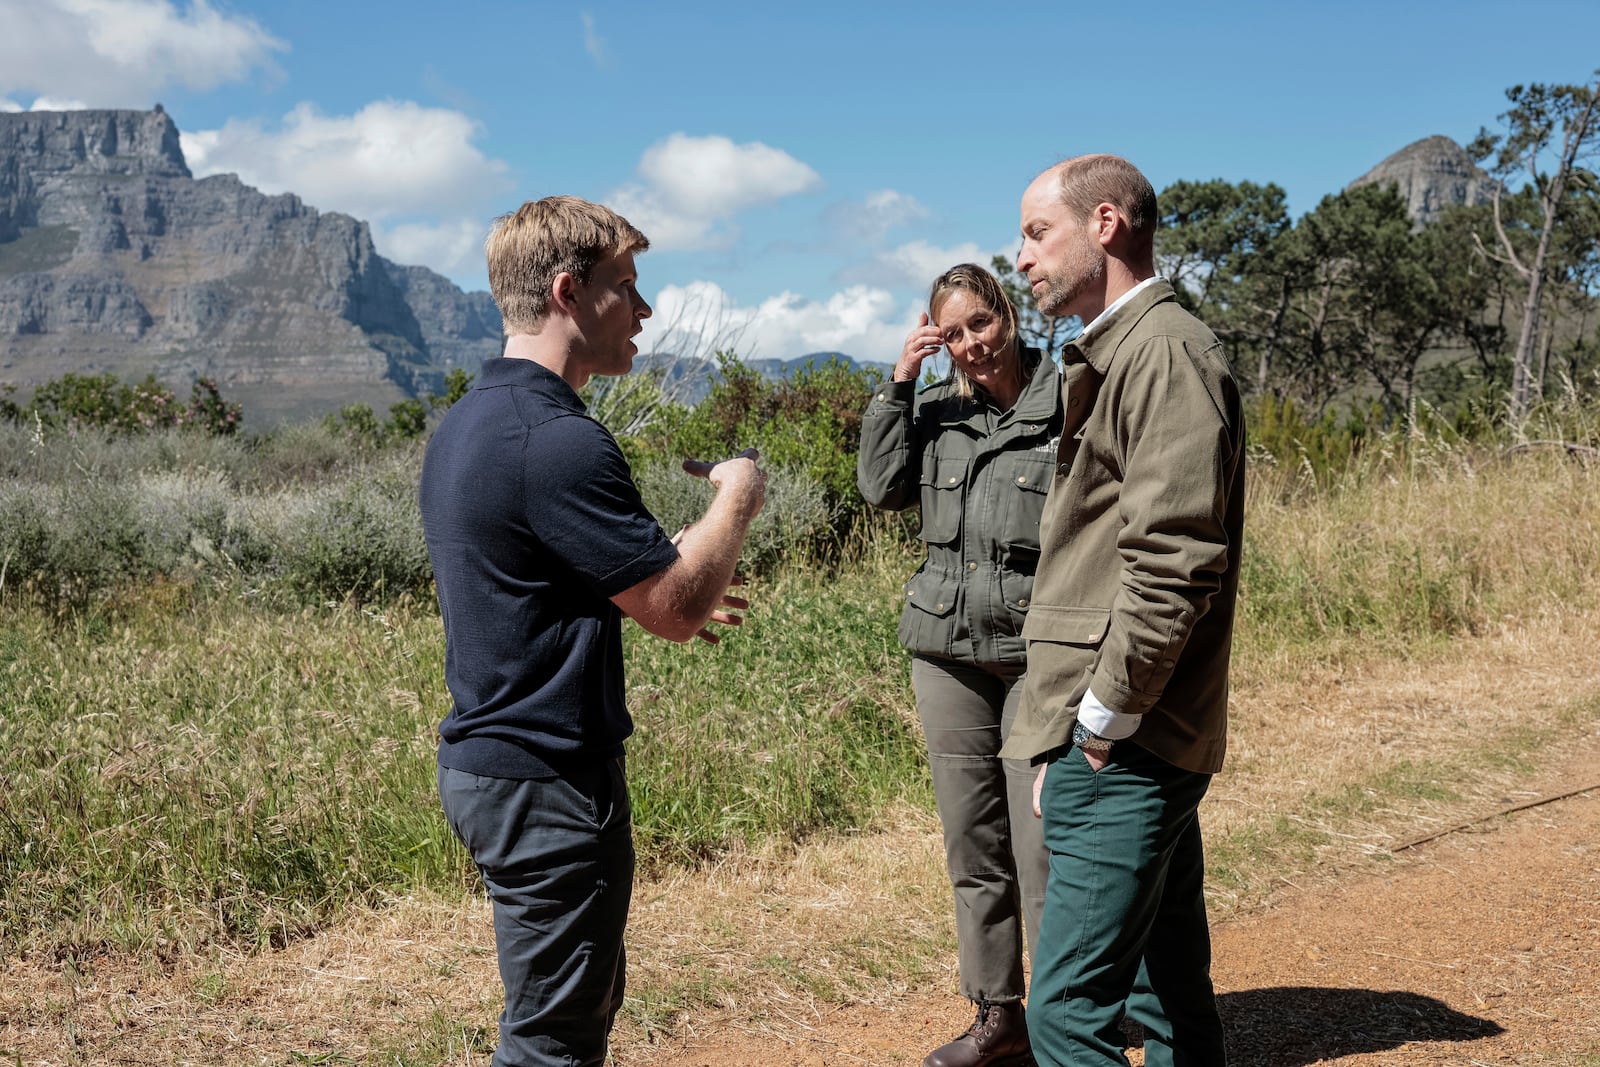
left=1054, top=155, right=1158, bottom=255
left=486, top=196, right=649, bottom=335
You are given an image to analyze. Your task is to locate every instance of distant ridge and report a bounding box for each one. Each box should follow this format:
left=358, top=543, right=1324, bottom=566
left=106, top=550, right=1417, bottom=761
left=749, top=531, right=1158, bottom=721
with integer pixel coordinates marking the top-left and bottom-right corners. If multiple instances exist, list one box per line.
left=1346, top=135, right=1498, bottom=226
left=633, top=350, right=892, bottom=405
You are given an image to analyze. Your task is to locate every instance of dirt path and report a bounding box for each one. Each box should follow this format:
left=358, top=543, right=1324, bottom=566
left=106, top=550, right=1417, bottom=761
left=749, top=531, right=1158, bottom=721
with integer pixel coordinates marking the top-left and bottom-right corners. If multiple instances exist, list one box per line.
left=654, top=744, right=1600, bottom=1067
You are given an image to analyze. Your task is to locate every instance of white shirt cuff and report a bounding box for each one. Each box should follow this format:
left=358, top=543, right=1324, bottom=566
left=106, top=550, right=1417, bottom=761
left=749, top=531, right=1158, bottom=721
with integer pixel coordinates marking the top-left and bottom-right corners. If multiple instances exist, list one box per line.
left=1078, top=687, right=1142, bottom=740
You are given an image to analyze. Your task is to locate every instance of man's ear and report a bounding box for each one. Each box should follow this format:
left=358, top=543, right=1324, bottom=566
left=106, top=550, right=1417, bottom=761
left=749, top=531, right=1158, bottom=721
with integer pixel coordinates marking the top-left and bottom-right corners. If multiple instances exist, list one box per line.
left=549, top=271, right=580, bottom=316
left=1093, top=203, right=1122, bottom=249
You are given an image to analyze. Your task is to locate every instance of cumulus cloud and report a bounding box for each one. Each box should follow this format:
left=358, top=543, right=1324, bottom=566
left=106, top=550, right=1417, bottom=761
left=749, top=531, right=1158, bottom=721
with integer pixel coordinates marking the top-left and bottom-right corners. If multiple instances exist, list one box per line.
left=0, top=0, right=285, bottom=107
left=374, top=218, right=491, bottom=280
left=610, top=133, right=822, bottom=251
left=637, top=280, right=916, bottom=364
left=182, top=100, right=511, bottom=221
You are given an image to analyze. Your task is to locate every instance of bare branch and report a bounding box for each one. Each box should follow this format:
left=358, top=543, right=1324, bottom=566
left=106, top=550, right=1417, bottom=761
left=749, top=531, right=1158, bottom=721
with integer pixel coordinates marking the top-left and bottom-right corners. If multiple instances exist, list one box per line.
left=1489, top=186, right=1532, bottom=280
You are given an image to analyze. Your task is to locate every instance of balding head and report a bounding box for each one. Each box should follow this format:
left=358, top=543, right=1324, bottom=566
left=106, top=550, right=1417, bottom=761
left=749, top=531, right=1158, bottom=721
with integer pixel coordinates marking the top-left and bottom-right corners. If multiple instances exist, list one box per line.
left=1046, top=155, right=1158, bottom=264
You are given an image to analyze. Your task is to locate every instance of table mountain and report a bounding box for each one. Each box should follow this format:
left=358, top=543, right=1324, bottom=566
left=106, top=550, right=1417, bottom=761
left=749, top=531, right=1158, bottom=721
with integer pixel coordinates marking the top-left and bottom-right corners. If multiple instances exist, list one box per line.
left=0, top=107, right=502, bottom=425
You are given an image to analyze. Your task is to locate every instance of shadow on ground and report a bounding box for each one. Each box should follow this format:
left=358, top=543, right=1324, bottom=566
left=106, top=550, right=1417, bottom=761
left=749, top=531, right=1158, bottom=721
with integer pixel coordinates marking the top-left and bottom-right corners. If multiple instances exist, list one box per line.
left=1208, top=986, right=1504, bottom=1066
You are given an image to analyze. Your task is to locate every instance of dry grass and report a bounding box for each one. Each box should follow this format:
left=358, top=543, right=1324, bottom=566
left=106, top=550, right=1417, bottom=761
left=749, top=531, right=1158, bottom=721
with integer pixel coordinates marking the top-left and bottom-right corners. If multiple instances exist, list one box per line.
left=6, top=602, right=1599, bottom=1066
left=5, top=447, right=1600, bottom=1065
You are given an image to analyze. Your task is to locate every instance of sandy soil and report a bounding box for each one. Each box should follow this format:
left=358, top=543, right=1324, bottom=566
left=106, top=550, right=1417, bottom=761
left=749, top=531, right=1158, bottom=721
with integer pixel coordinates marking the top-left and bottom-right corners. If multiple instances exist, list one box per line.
left=655, top=743, right=1600, bottom=1067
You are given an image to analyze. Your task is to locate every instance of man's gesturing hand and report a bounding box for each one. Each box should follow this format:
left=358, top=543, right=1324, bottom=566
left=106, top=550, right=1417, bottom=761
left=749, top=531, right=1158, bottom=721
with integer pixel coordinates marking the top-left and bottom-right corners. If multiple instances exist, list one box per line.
left=682, top=447, right=767, bottom=520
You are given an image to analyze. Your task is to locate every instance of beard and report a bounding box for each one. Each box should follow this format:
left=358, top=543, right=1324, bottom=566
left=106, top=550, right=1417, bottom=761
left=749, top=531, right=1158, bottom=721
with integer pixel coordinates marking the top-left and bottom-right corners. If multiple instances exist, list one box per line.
left=1034, top=237, right=1105, bottom=318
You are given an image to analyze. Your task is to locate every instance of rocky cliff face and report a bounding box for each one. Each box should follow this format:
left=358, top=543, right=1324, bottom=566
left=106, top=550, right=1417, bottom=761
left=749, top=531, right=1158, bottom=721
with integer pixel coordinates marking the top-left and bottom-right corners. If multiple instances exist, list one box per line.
left=0, top=107, right=502, bottom=423
left=1346, top=135, right=1498, bottom=226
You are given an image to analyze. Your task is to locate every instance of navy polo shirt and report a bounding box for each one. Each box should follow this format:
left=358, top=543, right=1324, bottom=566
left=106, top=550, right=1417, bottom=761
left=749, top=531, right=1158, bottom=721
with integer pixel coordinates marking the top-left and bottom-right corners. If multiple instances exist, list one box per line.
left=419, top=357, right=679, bottom=778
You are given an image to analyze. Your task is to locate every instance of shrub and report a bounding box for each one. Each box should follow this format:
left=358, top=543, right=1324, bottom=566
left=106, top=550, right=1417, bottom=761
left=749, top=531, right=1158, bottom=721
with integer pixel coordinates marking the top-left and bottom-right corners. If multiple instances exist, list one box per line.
left=638, top=354, right=884, bottom=554
left=250, top=453, right=432, bottom=599
left=15, top=372, right=241, bottom=436
left=634, top=459, right=837, bottom=574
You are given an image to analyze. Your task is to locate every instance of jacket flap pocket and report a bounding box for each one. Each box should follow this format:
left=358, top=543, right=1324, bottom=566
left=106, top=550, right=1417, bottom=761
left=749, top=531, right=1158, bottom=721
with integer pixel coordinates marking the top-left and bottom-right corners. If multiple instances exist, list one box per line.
left=920, top=456, right=968, bottom=491
left=1006, top=453, right=1052, bottom=495
left=903, top=569, right=959, bottom=618
left=916, top=458, right=967, bottom=544
left=1021, top=605, right=1110, bottom=645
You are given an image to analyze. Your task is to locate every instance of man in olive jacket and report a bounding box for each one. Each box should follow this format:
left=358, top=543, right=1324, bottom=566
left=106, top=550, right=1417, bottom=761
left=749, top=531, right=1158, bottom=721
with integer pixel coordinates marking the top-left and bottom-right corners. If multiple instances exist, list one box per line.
left=1000, top=156, right=1245, bottom=1066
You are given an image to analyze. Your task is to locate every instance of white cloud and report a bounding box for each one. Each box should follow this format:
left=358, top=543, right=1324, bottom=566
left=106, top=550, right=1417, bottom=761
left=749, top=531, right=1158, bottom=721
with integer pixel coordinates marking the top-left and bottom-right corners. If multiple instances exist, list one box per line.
left=373, top=218, right=490, bottom=279
left=581, top=12, right=610, bottom=68
left=842, top=238, right=1016, bottom=291
left=610, top=133, right=822, bottom=251
left=27, top=94, right=92, bottom=111
left=182, top=100, right=511, bottom=222
left=0, top=0, right=285, bottom=107
left=637, top=280, right=916, bottom=363
left=826, top=189, right=929, bottom=243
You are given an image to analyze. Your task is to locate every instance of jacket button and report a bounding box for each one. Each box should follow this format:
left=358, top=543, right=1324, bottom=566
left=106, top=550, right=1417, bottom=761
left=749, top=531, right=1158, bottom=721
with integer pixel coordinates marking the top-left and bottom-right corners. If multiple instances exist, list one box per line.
left=967, top=561, right=977, bottom=571
left=1057, top=464, right=1069, bottom=475
left=935, top=603, right=945, bottom=611
left=1016, top=475, right=1028, bottom=485
left=1017, top=598, right=1029, bottom=608
left=906, top=590, right=914, bottom=599
left=875, top=392, right=885, bottom=401
left=948, top=476, right=958, bottom=484
left=1069, top=396, right=1081, bottom=407
left=1161, top=659, right=1175, bottom=669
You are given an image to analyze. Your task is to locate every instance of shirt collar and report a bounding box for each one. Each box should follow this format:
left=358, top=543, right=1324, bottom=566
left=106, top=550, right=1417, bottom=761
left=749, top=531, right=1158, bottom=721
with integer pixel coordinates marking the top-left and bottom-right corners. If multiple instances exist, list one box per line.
left=1080, top=275, right=1164, bottom=340
left=1062, top=278, right=1178, bottom=374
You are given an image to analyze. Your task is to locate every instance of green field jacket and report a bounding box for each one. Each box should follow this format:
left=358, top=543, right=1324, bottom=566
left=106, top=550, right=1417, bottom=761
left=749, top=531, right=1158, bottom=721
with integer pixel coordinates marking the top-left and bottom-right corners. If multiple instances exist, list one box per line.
left=999, top=281, right=1245, bottom=774
left=856, top=350, right=1064, bottom=667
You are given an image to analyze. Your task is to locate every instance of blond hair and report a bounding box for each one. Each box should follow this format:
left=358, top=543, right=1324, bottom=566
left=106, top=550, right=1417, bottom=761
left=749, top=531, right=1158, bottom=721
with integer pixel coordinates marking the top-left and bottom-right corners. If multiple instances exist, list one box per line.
left=928, top=263, right=1022, bottom=402
left=486, top=196, right=649, bottom=336
left=1054, top=155, right=1158, bottom=257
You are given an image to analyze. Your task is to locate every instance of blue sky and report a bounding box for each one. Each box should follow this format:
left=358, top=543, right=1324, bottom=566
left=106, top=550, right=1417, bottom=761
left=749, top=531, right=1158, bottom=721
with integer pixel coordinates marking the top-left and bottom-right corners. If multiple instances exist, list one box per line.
left=3, top=0, right=1597, bottom=362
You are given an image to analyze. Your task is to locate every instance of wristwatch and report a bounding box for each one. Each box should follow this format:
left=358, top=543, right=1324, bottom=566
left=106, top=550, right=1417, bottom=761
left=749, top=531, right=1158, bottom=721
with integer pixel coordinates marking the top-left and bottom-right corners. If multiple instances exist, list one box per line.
left=1073, top=720, right=1114, bottom=754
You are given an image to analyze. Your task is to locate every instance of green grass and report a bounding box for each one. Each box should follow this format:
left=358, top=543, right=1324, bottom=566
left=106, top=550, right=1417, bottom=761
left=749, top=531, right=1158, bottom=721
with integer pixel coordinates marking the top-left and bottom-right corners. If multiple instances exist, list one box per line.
left=0, top=541, right=932, bottom=956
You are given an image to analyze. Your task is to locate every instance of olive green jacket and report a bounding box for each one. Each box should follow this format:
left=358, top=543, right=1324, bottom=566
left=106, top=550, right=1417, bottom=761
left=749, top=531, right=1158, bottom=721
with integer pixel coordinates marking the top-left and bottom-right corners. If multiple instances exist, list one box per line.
left=999, top=281, right=1245, bottom=774
left=856, top=350, right=1064, bottom=667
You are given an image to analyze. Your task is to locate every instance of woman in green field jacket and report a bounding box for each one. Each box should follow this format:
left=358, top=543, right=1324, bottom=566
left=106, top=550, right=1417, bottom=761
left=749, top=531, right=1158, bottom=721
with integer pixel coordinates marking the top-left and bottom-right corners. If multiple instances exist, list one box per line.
left=856, top=263, right=1064, bottom=1067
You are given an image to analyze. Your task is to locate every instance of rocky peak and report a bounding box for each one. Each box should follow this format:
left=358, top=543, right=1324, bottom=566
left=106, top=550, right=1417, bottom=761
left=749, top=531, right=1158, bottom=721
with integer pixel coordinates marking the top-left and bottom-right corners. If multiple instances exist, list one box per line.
left=0, top=107, right=501, bottom=425
left=1347, top=135, right=1497, bottom=226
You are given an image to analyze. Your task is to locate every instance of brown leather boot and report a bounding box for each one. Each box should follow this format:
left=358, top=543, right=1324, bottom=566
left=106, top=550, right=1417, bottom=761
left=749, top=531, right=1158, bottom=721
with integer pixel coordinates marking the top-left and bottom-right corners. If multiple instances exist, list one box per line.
left=922, top=999, right=1034, bottom=1067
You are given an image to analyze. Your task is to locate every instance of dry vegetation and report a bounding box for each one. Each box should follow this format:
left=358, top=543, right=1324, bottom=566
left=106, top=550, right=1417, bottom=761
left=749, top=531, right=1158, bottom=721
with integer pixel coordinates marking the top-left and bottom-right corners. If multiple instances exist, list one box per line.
left=3, top=445, right=1600, bottom=1065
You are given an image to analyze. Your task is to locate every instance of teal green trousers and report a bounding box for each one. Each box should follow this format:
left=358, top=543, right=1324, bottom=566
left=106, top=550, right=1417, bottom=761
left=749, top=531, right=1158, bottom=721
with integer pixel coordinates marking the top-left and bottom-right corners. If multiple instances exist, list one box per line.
left=1028, top=741, right=1227, bottom=1067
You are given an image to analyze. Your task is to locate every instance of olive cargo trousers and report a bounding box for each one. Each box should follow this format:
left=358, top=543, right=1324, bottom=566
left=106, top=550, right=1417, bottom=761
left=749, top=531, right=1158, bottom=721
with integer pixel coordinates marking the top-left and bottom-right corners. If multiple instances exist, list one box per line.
left=912, top=656, right=1048, bottom=1003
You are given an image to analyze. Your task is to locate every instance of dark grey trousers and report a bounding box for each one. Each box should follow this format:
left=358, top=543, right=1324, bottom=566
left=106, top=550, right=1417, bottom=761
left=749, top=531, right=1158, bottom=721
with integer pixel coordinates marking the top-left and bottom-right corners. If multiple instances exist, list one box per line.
left=912, top=656, right=1048, bottom=1003
left=437, top=758, right=634, bottom=1067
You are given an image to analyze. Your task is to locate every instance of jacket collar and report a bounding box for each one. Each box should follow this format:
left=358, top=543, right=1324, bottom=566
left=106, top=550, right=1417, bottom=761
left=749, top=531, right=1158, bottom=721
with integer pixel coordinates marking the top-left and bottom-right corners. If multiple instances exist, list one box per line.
left=1062, top=279, right=1178, bottom=374
left=1010, top=346, right=1060, bottom=422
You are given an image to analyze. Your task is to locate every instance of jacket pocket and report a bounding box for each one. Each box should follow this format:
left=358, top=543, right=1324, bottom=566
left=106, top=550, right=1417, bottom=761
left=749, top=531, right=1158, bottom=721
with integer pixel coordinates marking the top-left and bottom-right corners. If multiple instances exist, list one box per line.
left=998, top=452, right=1053, bottom=551
left=898, top=568, right=962, bottom=658
left=916, top=457, right=967, bottom=545
left=1021, top=605, right=1111, bottom=646
left=1019, top=605, right=1109, bottom=717
left=991, top=567, right=1037, bottom=645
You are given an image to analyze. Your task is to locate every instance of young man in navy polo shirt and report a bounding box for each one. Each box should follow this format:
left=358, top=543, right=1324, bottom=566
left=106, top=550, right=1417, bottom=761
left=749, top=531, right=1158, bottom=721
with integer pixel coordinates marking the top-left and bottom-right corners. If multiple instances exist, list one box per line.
left=419, top=196, right=767, bottom=1067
